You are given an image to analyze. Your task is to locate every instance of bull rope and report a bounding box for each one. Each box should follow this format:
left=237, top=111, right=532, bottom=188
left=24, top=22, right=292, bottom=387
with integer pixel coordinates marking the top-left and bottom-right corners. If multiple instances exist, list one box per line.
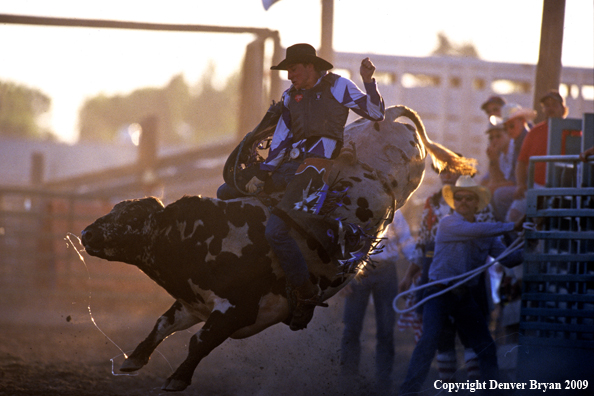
left=65, top=233, right=174, bottom=376
left=392, top=223, right=534, bottom=314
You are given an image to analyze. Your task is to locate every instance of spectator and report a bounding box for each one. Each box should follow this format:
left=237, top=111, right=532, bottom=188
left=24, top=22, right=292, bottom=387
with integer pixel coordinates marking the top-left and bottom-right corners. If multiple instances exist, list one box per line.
left=580, top=146, right=594, bottom=186
left=509, top=91, right=569, bottom=221
left=398, top=168, right=496, bottom=384
left=490, top=103, right=536, bottom=221
left=340, top=211, right=415, bottom=396
left=481, top=123, right=515, bottom=195
left=398, top=176, right=525, bottom=395
left=579, top=146, right=594, bottom=162
left=481, top=95, right=506, bottom=121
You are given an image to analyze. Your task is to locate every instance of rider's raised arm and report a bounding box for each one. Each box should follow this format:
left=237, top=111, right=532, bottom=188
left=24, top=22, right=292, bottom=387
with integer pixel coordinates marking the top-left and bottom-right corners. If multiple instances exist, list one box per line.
left=331, top=73, right=385, bottom=121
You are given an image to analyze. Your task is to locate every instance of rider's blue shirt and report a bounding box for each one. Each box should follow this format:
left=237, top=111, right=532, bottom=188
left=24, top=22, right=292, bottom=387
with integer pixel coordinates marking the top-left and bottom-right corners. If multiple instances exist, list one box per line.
left=261, top=73, right=385, bottom=171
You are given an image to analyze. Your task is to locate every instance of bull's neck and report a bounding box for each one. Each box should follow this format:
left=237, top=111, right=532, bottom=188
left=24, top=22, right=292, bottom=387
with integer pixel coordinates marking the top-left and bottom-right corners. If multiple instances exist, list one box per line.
left=127, top=218, right=159, bottom=269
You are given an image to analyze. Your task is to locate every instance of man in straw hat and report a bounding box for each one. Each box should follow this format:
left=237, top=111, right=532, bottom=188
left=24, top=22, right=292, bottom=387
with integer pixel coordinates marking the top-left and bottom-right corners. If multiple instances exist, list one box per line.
left=490, top=103, right=536, bottom=222
left=399, top=167, right=496, bottom=386
left=398, top=176, right=525, bottom=395
left=496, top=103, right=536, bottom=174
left=222, top=43, right=385, bottom=331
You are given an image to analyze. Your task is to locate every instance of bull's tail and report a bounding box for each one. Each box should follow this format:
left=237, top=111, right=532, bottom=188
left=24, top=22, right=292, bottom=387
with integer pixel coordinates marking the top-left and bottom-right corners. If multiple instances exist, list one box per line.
left=387, top=105, right=477, bottom=176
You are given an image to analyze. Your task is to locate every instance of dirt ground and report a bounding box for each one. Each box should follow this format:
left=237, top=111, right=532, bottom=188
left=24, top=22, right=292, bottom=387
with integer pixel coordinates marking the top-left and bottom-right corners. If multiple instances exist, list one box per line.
left=0, top=256, right=442, bottom=396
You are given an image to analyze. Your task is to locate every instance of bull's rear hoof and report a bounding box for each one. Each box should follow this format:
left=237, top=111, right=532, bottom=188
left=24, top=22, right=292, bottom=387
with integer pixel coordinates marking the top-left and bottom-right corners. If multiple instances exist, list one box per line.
left=161, top=379, right=190, bottom=392
left=289, top=303, right=316, bottom=331
left=120, top=358, right=145, bottom=372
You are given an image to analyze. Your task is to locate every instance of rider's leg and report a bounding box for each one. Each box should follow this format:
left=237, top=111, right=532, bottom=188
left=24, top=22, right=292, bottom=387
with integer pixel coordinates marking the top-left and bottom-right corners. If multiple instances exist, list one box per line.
left=265, top=213, right=318, bottom=330
left=216, top=183, right=245, bottom=200
left=265, top=213, right=309, bottom=287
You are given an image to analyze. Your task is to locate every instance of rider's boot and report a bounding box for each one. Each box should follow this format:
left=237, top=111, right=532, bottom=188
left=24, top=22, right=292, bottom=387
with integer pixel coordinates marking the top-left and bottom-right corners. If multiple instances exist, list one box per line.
left=289, top=279, right=319, bottom=331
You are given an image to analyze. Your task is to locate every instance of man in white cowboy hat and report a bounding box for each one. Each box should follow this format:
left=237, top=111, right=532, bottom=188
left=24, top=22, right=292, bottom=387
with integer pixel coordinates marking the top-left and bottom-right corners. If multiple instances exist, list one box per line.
left=221, top=43, right=385, bottom=331
left=398, top=176, right=525, bottom=395
left=495, top=103, right=536, bottom=176
left=399, top=166, right=496, bottom=386
left=490, top=103, right=536, bottom=221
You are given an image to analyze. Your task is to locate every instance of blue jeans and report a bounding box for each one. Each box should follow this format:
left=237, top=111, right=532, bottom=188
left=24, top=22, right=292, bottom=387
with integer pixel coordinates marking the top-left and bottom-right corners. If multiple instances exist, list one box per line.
left=341, top=263, right=398, bottom=393
left=216, top=183, right=245, bottom=200
left=264, top=160, right=308, bottom=287
left=399, top=286, right=499, bottom=395
left=265, top=213, right=309, bottom=286
left=492, top=185, right=515, bottom=222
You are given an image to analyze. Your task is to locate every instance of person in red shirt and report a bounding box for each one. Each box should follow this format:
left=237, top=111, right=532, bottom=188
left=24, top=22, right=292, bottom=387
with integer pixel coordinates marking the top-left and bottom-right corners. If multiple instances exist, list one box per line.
left=508, top=91, right=569, bottom=221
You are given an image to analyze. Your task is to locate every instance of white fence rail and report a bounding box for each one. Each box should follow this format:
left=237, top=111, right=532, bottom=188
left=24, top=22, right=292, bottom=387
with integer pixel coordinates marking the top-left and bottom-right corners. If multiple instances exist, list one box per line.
left=329, top=53, right=593, bottom=186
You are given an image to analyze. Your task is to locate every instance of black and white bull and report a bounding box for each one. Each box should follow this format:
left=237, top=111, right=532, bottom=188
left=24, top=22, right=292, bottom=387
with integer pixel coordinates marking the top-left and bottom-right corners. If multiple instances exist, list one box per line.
left=81, top=106, right=475, bottom=392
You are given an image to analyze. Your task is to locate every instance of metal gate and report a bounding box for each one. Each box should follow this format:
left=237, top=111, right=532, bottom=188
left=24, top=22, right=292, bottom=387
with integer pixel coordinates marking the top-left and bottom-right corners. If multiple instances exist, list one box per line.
left=517, top=115, right=594, bottom=385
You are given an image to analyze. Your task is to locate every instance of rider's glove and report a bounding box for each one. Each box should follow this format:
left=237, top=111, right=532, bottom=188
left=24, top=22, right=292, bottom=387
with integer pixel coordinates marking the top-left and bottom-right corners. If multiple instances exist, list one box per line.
left=246, top=176, right=265, bottom=193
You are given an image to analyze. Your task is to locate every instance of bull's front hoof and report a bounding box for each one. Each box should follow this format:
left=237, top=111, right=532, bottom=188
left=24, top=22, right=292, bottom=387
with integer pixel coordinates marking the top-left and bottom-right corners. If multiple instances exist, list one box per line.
left=161, top=379, right=190, bottom=392
left=120, top=357, right=146, bottom=372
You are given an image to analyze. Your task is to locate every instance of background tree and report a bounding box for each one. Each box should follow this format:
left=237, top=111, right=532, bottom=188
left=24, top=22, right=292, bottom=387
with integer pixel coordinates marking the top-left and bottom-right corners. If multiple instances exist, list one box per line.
left=431, top=31, right=480, bottom=58
left=185, top=61, right=239, bottom=143
left=0, top=81, right=54, bottom=140
left=78, top=65, right=239, bottom=146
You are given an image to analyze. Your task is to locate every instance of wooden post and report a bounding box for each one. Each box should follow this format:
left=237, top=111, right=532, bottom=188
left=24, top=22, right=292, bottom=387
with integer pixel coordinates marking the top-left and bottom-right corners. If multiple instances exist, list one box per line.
left=238, top=37, right=266, bottom=138
left=269, top=32, right=284, bottom=104
left=30, top=152, right=55, bottom=286
left=533, top=0, right=565, bottom=124
left=138, top=116, right=159, bottom=195
left=319, top=0, right=334, bottom=67
left=30, top=152, right=44, bottom=186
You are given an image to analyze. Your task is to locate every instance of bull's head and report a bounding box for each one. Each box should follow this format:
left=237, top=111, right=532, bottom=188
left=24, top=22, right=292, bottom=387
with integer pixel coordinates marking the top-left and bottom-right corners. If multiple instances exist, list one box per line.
left=81, top=197, right=164, bottom=263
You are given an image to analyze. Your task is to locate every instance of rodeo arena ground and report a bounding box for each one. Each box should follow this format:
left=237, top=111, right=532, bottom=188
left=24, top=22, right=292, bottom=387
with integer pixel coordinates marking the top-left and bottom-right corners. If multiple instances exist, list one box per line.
left=2, top=99, right=594, bottom=396
left=2, top=17, right=594, bottom=396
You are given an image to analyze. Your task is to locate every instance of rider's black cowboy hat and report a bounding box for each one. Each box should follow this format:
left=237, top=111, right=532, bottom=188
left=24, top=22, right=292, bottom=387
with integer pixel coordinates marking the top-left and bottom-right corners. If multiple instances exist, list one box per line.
left=270, top=43, right=333, bottom=71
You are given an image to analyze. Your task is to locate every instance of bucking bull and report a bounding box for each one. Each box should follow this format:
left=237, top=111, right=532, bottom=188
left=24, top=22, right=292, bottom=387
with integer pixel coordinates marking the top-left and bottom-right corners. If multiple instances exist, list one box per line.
left=81, top=105, right=475, bottom=392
